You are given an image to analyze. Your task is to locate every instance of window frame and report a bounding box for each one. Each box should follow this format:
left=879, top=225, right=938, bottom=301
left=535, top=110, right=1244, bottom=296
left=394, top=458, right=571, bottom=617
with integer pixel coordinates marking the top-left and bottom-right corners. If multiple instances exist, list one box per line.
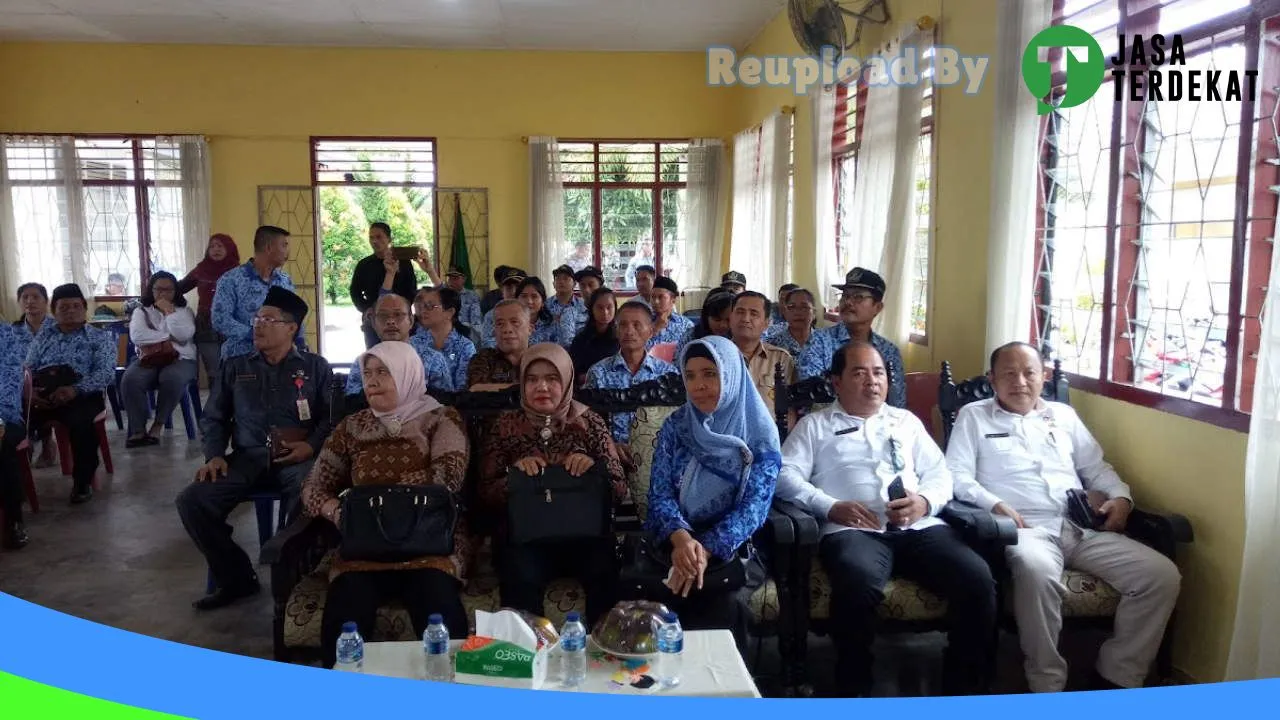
left=830, top=48, right=937, bottom=345
left=558, top=138, right=690, bottom=294
left=2, top=132, right=185, bottom=301
left=1031, top=0, right=1280, bottom=432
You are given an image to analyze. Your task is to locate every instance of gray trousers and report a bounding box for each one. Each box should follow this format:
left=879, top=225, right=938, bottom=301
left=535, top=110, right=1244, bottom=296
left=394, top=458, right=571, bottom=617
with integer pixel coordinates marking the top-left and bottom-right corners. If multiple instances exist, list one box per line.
left=1006, top=521, right=1182, bottom=691
left=175, top=451, right=314, bottom=590
left=120, top=359, right=197, bottom=437
left=197, top=340, right=223, bottom=394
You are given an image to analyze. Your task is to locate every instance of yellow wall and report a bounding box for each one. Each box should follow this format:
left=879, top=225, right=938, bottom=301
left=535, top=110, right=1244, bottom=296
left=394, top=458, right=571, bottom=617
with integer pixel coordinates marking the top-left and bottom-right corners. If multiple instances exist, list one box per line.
left=736, top=0, right=1246, bottom=682
left=0, top=42, right=735, bottom=271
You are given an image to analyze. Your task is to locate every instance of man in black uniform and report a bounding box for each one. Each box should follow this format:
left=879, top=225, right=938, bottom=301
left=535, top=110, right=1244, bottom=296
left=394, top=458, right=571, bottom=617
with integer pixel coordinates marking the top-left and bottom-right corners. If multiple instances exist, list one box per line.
left=176, top=287, right=333, bottom=610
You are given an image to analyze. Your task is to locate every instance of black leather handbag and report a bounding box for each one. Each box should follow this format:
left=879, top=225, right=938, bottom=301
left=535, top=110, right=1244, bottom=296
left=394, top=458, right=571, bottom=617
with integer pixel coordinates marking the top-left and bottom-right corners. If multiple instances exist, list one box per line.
left=618, top=535, right=758, bottom=598
left=339, top=484, right=460, bottom=562
left=506, top=464, right=612, bottom=544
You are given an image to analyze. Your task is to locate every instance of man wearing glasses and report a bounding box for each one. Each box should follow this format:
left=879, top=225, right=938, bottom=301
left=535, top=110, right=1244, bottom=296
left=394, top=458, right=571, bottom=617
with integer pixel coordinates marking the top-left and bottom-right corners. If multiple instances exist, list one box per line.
left=946, top=342, right=1181, bottom=693
left=343, top=294, right=450, bottom=401
left=776, top=341, right=997, bottom=697
left=797, top=268, right=906, bottom=408
left=176, top=287, right=333, bottom=611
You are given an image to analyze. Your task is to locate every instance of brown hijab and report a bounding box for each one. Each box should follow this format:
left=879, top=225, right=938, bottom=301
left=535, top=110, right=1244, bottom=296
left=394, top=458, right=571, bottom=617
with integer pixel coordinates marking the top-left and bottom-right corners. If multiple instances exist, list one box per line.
left=519, top=342, right=588, bottom=429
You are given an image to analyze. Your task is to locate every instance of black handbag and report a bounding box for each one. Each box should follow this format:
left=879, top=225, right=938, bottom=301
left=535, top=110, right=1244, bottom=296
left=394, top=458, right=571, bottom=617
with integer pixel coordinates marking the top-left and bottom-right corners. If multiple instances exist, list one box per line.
left=618, top=534, right=757, bottom=598
left=506, top=464, right=612, bottom=544
left=338, top=484, right=461, bottom=562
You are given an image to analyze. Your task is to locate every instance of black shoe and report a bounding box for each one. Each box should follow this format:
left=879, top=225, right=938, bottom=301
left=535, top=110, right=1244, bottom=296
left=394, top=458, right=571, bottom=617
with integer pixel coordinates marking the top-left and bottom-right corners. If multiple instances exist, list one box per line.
left=193, top=577, right=261, bottom=611
left=70, top=486, right=93, bottom=504
left=2, top=522, right=28, bottom=550
left=125, top=436, right=160, bottom=448
left=1088, top=670, right=1126, bottom=691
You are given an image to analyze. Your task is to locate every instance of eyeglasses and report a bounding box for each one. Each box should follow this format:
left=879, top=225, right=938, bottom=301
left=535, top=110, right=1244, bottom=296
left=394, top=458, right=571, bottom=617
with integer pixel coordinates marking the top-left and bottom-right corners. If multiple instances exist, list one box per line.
left=376, top=312, right=409, bottom=322
left=251, top=316, right=290, bottom=327
left=841, top=292, right=876, bottom=304
left=417, top=303, right=442, bottom=312
left=888, top=437, right=905, bottom=473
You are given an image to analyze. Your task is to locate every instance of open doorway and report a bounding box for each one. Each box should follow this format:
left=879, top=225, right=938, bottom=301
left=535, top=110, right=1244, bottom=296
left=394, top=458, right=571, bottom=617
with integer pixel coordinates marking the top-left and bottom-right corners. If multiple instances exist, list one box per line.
left=313, top=138, right=438, bottom=366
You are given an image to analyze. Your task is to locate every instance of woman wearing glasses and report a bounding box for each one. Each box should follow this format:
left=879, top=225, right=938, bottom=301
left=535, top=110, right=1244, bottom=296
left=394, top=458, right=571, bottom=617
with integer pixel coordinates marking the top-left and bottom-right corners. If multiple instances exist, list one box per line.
left=412, top=286, right=477, bottom=392
left=763, top=288, right=817, bottom=359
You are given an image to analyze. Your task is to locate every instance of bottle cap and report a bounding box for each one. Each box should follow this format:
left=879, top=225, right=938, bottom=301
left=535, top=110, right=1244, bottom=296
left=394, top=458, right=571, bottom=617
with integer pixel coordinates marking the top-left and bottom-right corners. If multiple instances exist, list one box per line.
left=663, top=611, right=678, bottom=623
left=566, top=611, right=581, bottom=623
left=342, top=621, right=358, bottom=633
left=428, top=613, right=443, bottom=625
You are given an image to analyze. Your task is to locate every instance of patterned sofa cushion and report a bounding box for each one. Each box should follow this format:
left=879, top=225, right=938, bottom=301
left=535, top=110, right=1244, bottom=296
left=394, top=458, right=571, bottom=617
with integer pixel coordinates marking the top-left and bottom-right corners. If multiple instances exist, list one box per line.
left=804, top=564, right=1122, bottom=626
left=283, top=546, right=780, bottom=650
left=626, top=405, right=679, bottom=521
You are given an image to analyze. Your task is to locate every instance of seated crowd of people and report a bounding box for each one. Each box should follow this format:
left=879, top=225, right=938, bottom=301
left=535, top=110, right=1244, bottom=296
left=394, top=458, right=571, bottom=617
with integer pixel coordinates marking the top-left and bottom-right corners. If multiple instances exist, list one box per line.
left=0, top=220, right=1182, bottom=698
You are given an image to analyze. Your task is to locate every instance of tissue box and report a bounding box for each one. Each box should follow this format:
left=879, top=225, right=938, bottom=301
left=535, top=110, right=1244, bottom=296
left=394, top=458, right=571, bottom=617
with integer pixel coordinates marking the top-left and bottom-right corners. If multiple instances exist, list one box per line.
left=454, top=636, right=549, bottom=689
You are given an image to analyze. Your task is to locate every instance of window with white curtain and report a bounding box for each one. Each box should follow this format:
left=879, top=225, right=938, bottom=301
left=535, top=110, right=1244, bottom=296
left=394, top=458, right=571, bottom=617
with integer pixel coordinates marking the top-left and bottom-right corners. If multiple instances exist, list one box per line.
left=1, top=135, right=207, bottom=299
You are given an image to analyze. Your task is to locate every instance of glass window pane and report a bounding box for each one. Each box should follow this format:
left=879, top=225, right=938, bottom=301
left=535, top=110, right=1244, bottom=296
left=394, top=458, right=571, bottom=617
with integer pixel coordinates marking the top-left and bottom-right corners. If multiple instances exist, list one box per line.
left=83, top=185, right=141, bottom=296
left=599, top=188, right=654, bottom=290
left=661, top=187, right=688, bottom=286
left=913, top=131, right=932, bottom=337
left=75, top=138, right=135, bottom=182
left=598, top=143, right=657, bottom=184
left=148, top=186, right=186, bottom=276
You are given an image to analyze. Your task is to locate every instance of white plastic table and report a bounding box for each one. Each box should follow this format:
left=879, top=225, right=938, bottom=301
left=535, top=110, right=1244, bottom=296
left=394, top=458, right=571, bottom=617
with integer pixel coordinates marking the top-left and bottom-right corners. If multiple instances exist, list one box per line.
left=350, top=629, right=761, bottom=698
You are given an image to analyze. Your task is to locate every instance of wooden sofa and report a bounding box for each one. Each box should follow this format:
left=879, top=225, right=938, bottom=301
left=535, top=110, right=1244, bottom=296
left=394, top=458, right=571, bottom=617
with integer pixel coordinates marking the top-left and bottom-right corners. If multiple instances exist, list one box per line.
left=773, top=360, right=1194, bottom=691
left=261, top=372, right=819, bottom=690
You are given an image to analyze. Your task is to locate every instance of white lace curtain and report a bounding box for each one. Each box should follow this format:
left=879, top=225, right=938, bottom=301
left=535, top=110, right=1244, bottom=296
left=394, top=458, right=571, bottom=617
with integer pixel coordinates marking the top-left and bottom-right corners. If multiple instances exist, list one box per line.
left=729, top=111, right=791, bottom=295
left=985, top=0, right=1051, bottom=353
left=846, top=26, right=932, bottom=347
left=680, top=139, right=729, bottom=294
left=528, top=136, right=567, bottom=281
left=1226, top=244, right=1280, bottom=679
left=811, top=84, right=839, bottom=315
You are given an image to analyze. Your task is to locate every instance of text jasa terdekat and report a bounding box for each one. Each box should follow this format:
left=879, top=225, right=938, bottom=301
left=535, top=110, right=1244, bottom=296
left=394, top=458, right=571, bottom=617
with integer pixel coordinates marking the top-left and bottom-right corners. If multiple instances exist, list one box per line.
left=1111, top=34, right=1258, bottom=102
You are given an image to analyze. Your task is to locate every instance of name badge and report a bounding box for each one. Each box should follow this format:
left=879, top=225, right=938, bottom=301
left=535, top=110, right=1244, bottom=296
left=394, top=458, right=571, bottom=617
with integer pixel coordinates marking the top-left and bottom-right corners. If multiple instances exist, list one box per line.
left=235, top=374, right=257, bottom=383
left=296, top=398, right=311, bottom=421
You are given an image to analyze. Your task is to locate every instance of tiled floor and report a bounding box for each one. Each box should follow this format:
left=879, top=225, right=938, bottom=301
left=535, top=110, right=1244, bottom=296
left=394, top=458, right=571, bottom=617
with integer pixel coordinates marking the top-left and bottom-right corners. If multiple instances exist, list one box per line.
left=0, top=420, right=1126, bottom=697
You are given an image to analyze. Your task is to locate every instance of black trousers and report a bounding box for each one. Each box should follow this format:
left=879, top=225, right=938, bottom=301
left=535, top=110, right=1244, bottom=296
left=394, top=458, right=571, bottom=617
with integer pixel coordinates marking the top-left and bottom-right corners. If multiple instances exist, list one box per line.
left=174, top=451, right=312, bottom=591
left=500, top=537, right=618, bottom=629
left=321, top=568, right=467, bottom=669
left=0, top=421, right=27, bottom=524
left=31, top=392, right=105, bottom=491
left=819, top=525, right=997, bottom=696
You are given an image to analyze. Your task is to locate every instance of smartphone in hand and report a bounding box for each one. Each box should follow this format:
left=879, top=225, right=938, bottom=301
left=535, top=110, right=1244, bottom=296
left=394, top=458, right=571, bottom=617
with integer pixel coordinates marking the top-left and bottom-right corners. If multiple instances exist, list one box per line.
left=888, top=476, right=907, bottom=502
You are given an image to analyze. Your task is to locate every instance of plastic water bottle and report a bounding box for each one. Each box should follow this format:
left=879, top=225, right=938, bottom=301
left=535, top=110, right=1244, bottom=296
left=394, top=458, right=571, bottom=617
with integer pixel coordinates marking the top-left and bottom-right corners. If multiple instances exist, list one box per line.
left=335, top=622, right=364, bottom=672
left=655, top=612, right=683, bottom=688
left=559, top=611, right=588, bottom=688
left=423, top=613, right=453, bottom=682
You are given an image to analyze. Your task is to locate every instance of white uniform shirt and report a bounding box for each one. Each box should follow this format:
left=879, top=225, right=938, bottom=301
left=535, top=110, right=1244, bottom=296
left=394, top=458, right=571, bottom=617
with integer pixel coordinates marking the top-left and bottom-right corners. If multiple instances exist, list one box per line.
left=945, top=397, right=1131, bottom=537
left=776, top=403, right=953, bottom=537
left=129, top=305, right=197, bottom=361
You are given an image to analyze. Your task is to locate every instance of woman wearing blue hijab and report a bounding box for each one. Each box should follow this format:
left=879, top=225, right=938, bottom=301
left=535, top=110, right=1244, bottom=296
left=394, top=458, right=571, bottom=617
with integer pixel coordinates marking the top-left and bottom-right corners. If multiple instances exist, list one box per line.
left=645, top=335, right=780, bottom=648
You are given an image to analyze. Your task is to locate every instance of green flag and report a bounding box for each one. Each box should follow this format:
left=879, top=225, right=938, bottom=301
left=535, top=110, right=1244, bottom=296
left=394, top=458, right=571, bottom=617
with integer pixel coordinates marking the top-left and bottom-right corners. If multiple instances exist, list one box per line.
left=450, top=193, right=473, bottom=290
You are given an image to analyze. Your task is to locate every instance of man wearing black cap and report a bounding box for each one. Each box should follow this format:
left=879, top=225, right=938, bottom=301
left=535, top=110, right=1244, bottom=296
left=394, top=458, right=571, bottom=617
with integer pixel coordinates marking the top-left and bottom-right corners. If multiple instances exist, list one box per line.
left=548, top=264, right=586, bottom=336
left=647, top=276, right=694, bottom=348
left=25, top=283, right=116, bottom=504
left=574, top=265, right=604, bottom=303
left=443, top=265, right=482, bottom=329
left=176, top=286, right=333, bottom=610
left=797, top=268, right=906, bottom=408
left=479, top=265, right=512, bottom=316
left=479, top=268, right=526, bottom=348
left=721, top=271, right=748, bottom=295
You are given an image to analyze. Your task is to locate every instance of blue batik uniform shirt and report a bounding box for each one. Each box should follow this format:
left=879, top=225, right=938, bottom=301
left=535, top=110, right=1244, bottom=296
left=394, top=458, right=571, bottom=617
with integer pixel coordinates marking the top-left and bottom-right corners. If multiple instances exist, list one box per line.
left=212, top=261, right=295, bottom=359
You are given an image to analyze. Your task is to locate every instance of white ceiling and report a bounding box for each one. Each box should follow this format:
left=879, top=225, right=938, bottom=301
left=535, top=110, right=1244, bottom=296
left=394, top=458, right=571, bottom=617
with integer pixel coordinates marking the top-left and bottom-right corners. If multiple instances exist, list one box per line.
left=0, top=0, right=787, bottom=51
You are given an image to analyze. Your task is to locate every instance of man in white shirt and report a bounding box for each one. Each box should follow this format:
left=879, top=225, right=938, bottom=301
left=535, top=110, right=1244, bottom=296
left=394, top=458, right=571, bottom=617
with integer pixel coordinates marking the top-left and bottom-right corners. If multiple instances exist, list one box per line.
left=777, top=341, right=997, bottom=697
left=947, top=342, right=1181, bottom=693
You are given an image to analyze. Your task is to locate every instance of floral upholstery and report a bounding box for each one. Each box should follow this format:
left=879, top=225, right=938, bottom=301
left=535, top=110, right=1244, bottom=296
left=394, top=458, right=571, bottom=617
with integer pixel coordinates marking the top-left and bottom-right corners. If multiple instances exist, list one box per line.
left=283, top=535, right=780, bottom=651
left=805, top=564, right=1122, bottom=625
left=626, top=405, right=679, bottom=521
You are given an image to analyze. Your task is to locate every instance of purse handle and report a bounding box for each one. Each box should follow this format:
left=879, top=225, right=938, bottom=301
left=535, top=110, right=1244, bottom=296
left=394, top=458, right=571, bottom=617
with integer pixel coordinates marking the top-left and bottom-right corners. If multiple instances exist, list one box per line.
left=369, top=494, right=428, bottom=546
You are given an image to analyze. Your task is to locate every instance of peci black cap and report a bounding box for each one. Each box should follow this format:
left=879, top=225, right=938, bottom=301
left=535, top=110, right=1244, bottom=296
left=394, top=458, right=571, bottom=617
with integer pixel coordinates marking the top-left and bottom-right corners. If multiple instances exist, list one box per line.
left=720, top=271, right=747, bottom=288
left=50, top=283, right=86, bottom=310
left=833, top=267, right=886, bottom=300
left=574, top=265, right=604, bottom=283
left=653, top=277, right=679, bottom=296
left=499, top=267, right=526, bottom=285
left=262, top=286, right=309, bottom=325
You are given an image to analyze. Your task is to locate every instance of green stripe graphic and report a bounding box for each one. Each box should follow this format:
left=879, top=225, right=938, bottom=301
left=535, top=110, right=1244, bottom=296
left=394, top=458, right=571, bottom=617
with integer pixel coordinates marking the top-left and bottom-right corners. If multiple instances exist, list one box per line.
left=0, top=671, right=191, bottom=719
